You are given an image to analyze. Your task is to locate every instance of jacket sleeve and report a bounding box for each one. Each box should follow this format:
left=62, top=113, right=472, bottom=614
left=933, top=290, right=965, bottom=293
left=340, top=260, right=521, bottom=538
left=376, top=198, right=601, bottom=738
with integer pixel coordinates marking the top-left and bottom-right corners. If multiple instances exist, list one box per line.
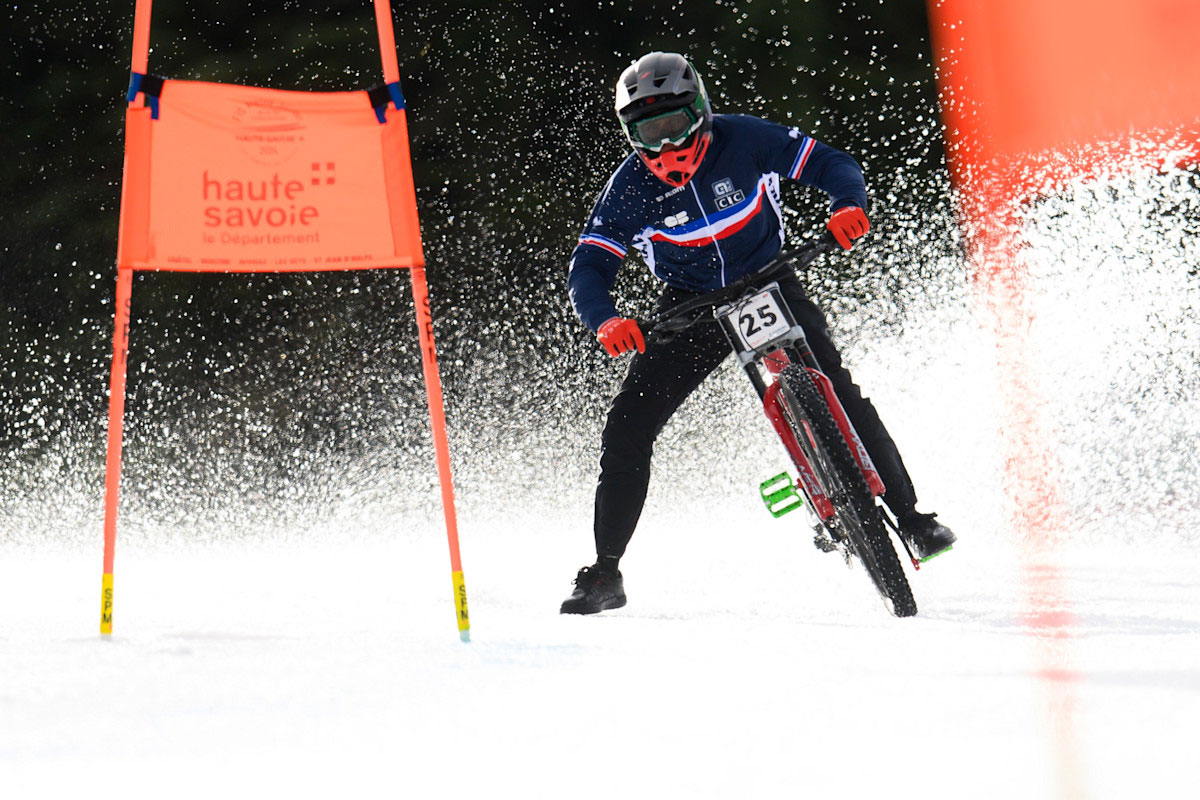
left=756, top=118, right=869, bottom=211
left=567, top=170, right=642, bottom=333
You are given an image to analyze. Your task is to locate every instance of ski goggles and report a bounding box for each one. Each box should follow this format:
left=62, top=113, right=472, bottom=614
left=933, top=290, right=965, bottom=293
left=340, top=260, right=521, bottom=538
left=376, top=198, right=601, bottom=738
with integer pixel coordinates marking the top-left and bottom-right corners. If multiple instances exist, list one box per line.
left=626, top=105, right=704, bottom=152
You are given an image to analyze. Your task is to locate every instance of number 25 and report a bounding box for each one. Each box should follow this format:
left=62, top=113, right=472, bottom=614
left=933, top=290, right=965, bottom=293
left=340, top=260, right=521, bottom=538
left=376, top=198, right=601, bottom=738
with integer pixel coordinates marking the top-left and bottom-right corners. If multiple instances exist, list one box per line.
left=740, top=304, right=778, bottom=336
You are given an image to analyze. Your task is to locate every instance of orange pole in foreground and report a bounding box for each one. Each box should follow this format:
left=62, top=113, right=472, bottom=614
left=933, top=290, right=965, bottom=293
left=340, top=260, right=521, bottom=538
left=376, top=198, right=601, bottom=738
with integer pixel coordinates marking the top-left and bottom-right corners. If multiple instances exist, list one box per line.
left=100, top=267, right=134, bottom=635
left=410, top=265, right=470, bottom=641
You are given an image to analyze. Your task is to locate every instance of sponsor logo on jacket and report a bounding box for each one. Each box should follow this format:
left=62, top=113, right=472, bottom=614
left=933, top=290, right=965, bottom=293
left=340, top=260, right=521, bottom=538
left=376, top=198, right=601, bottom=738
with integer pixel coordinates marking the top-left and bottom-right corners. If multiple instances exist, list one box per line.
left=712, top=178, right=745, bottom=210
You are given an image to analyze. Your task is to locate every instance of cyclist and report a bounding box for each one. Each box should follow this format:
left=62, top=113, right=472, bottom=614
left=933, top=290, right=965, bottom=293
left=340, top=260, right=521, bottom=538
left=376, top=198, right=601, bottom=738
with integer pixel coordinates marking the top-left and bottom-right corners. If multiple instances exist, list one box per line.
left=562, top=52, right=956, bottom=614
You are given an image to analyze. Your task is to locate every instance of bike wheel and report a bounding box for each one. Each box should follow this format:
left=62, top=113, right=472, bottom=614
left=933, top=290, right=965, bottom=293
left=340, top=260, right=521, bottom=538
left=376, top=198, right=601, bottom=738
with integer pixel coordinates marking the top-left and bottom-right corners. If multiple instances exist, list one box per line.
left=778, top=364, right=918, bottom=617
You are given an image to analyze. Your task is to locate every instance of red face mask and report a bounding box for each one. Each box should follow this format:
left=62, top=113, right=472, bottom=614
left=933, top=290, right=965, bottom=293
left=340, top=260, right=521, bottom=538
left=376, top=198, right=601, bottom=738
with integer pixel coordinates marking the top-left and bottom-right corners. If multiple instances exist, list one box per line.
left=636, top=130, right=712, bottom=187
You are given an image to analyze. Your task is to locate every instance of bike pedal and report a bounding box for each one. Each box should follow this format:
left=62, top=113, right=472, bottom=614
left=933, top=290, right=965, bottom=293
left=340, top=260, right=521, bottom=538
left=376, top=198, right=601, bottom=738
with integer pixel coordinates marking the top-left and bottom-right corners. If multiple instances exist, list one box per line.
left=760, top=472, right=803, bottom=518
left=918, top=544, right=953, bottom=563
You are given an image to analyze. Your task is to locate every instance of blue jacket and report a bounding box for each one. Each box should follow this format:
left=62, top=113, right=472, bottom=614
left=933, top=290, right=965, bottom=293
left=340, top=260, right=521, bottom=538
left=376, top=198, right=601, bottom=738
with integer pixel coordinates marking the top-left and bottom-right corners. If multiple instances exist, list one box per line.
left=568, top=114, right=868, bottom=332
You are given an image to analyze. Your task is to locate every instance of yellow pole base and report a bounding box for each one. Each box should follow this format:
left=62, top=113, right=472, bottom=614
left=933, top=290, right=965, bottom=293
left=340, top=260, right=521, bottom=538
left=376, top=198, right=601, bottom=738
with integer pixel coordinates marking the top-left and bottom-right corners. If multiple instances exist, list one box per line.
left=453, top=570, right=470, bottom=642
left=100, top=573, right=114, bottom=635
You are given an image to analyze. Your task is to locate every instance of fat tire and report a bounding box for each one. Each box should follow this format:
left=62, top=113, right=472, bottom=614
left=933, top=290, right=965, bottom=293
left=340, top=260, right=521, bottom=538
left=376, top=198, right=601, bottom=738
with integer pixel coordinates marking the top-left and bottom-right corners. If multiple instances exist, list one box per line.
left=779, top=364, right=918, bottom=617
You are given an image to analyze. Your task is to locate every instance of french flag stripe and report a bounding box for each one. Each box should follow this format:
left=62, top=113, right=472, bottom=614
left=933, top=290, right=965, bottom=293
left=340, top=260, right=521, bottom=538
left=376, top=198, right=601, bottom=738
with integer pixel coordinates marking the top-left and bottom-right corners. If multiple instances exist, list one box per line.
left=650, top=190, right=766, bottom=247
left=789, top=137, right=815, bottom=180
left=648, top=178, right=768, bottom=247
left=578, top=234, right=627, bottom=258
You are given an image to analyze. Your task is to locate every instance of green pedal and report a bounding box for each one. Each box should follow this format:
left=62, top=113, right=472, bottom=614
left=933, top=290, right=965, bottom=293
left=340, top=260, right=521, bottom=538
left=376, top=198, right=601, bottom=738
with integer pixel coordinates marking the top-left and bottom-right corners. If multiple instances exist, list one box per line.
left=760, top=472, right=803, bottom=518
left=919, top=545, right=953, bottom=563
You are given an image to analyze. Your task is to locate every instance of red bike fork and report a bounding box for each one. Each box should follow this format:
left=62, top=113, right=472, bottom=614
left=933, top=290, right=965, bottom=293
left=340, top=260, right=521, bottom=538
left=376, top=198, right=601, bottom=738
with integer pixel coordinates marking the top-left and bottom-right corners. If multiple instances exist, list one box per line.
left=759, top=347, right=886, bottom=500
left=762, top=382, right=837, bottom=520
left=802, top=367, right=887, bottom=497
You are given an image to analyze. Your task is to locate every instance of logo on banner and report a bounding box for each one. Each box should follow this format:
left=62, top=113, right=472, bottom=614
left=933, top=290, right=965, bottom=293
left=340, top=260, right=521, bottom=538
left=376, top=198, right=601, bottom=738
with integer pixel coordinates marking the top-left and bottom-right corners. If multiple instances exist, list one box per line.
left=200, top=162, right=339, bottom=246
left=232, top=101, right=303, bottom=165
left=311, top=162, right=336, bottom=186
left=201, top=167, right=336, bottom=227
left=195, top=101, right=341, bottom=245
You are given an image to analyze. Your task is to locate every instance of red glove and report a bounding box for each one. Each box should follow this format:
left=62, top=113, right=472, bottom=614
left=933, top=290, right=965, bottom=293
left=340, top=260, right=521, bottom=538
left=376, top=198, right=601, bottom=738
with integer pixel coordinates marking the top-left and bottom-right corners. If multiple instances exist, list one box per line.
left=597, top=317, right=645, bottom=357
left=826, top=206, right=870, bottom=250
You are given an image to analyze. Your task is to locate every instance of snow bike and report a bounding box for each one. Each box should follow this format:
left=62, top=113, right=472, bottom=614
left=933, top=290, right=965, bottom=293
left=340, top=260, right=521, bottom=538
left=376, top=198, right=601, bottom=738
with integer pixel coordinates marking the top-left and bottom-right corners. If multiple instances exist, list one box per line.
left=641, top=232, right=918, bottom=617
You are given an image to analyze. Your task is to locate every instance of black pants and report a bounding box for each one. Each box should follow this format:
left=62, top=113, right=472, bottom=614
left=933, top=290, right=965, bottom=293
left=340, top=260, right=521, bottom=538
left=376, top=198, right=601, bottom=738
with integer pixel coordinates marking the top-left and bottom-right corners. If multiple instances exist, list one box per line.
left=593, top=274, right=919, bottom=561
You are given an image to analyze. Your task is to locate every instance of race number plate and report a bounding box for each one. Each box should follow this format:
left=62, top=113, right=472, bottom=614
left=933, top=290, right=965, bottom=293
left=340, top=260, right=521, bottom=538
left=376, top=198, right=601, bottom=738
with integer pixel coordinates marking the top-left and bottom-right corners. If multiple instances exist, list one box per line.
left=719, top=285, right=791, bottom=351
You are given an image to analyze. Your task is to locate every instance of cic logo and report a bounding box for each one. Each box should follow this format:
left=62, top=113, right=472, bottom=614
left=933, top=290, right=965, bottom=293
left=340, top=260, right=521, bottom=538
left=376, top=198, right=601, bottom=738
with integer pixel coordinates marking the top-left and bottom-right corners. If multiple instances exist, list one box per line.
left=712, top=178, right=745, bottom=210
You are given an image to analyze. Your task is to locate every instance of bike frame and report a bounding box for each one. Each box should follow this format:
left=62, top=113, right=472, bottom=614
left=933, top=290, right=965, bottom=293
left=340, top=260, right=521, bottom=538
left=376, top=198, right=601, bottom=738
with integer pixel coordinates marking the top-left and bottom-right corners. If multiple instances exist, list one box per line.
left=714, top=305, right=886, bottom=523
left=643, top=235, right=885, bottom=524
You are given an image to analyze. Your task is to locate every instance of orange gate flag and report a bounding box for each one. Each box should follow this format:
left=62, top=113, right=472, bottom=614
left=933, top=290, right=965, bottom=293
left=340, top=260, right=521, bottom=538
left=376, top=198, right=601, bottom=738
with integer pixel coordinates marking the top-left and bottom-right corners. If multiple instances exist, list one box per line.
left=118, top=80, right=423, bottom=272
left=103, top=0, right=469, bottom=641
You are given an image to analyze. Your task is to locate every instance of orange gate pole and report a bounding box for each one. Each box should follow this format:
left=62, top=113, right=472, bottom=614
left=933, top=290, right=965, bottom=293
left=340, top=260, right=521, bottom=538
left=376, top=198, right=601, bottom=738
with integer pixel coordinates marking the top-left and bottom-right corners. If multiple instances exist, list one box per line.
left=100, top=0, right=152, bottom=636
left=372, top=0, right=401, bottom=85
left=409, top=266, right=470, bottom=641
left=376, top=0, right=470, bottom=640
left=100, top=267, right=134, bottom=635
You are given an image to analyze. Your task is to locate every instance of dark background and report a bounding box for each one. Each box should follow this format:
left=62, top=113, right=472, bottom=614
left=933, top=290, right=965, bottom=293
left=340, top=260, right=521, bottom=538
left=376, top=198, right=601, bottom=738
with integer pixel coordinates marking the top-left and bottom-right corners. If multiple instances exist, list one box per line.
left=1, top=0, right=950, bottom=530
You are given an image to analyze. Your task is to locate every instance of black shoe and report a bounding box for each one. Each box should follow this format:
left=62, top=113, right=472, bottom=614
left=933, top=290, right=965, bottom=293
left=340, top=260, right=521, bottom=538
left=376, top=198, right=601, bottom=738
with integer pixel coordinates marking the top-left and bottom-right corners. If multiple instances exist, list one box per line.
left=897, top=511, right=957, bottom=561
left=560, top=565, right=627, bottom=615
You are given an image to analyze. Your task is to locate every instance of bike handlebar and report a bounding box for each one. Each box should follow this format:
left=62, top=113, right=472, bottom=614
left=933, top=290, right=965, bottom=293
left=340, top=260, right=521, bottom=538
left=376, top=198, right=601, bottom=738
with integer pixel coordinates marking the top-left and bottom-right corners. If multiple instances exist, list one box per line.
left=640, top=231, right=840, bottom=336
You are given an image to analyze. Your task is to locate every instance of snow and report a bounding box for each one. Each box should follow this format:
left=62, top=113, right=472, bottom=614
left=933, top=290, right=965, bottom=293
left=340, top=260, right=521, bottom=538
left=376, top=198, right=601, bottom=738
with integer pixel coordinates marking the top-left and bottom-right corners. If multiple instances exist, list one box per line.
left=2, top=529, right=1197, bottom=799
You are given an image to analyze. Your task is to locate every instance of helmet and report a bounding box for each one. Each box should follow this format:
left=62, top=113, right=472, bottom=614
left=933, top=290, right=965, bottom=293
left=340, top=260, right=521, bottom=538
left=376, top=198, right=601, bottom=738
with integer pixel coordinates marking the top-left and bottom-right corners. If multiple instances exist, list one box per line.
left=615, top=52, right=713, bottom=187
